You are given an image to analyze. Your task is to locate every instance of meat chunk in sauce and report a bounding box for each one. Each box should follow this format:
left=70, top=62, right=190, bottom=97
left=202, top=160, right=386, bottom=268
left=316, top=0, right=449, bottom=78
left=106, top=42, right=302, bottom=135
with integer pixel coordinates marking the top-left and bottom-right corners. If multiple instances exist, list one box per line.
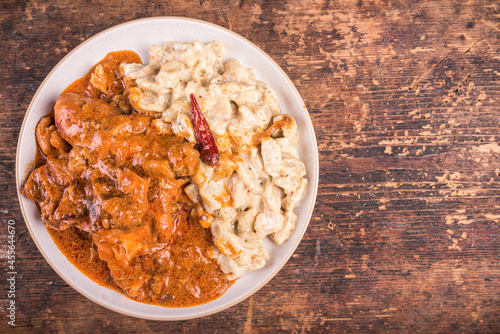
left=22, top=51, right=231, bottom=307
left=36, top=116, right=71, bottom=159
left=54, top=93, right=121, bottom=147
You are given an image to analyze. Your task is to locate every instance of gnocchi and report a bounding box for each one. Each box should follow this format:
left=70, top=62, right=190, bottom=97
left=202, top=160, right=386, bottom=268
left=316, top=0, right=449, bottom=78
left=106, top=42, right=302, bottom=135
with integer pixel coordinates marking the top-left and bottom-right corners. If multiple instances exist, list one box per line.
left=122, top=40, right=307, bottom=279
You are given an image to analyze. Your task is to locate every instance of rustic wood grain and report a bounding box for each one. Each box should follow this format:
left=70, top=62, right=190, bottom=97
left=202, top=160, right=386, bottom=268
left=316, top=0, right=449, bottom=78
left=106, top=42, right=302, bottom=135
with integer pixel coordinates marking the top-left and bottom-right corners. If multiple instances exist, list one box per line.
left=1, top=0, right=500, bottom=332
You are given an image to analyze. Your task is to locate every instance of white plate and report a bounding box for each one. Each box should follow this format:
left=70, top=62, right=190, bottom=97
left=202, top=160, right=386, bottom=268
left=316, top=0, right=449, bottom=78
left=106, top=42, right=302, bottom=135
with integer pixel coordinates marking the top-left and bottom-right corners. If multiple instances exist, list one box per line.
left=16, top=17, right=318, bottom=320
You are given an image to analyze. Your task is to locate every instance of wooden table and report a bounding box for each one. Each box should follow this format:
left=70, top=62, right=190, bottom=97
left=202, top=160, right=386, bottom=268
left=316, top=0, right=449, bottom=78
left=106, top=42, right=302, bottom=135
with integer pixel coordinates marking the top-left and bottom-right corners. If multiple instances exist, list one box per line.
left=1, top=0, right=499, bottom=332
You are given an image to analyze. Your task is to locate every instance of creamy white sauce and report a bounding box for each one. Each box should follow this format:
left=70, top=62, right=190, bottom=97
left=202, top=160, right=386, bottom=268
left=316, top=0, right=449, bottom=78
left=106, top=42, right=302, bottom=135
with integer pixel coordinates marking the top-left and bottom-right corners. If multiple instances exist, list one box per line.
left=122, top=40, right=307, bottom=279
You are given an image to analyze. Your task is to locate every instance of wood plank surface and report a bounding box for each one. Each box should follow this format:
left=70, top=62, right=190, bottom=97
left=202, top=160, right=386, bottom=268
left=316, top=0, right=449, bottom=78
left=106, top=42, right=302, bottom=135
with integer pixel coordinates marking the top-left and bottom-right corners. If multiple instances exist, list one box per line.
left=1, top=0, right=499, bottom=332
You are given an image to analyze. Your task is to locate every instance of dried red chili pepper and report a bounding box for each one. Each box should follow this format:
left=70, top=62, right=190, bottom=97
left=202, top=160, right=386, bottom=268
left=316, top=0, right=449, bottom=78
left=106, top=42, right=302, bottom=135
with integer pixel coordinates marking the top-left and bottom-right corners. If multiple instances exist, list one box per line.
left=190, top=94, right=219, bottom=166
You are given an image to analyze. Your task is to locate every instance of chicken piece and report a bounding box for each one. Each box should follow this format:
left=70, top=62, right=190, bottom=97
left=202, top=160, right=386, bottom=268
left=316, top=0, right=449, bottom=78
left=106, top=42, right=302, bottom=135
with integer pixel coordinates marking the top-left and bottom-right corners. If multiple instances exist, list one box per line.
left=21, top=156, right=79, bottom=230
left=91, top=162, right=150, bottom=229
left=45, top=155, right=73, bottom=187
left=36, top=116, right=71, bottom=158
left=22, top=165, right=63, bottom=225
left=88, top=50, right=142, bottom=100
left=54, top=93, right=121, bottom=147
left=53, top=183, right=92, bottom=230
left=167, top=142, right=200, bottom=177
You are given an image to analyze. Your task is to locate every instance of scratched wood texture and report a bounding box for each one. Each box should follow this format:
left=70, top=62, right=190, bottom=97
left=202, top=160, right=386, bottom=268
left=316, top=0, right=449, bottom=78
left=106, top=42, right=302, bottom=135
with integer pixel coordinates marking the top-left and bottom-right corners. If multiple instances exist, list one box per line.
left=1, top=0, right=499, bottom=332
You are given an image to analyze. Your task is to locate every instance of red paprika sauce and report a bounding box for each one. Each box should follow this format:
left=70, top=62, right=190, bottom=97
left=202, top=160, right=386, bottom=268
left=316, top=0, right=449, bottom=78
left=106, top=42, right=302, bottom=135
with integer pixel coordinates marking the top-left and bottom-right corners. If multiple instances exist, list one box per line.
left=23, top=51, right=232, bottom=307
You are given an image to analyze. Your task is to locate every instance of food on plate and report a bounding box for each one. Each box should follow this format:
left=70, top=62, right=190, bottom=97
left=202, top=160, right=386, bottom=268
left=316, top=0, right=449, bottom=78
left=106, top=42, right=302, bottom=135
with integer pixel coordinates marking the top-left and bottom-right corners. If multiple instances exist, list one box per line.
left=21, top=40, right=307, bottom=306
left=22, top=51, right=230, bottom=307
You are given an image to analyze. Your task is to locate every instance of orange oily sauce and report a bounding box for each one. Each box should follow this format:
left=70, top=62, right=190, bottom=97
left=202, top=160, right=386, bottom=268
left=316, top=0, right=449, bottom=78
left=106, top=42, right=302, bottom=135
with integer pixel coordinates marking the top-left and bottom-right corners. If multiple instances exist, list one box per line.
left=31, top=51, right=232, bottom=307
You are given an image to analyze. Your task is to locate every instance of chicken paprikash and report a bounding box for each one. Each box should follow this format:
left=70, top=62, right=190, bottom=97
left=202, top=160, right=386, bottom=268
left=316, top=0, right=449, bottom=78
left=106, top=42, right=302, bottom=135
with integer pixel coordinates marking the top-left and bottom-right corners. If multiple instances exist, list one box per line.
left=23, top=40, right=308, bottom=307
left=22, top=51, right=231, bottom=307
